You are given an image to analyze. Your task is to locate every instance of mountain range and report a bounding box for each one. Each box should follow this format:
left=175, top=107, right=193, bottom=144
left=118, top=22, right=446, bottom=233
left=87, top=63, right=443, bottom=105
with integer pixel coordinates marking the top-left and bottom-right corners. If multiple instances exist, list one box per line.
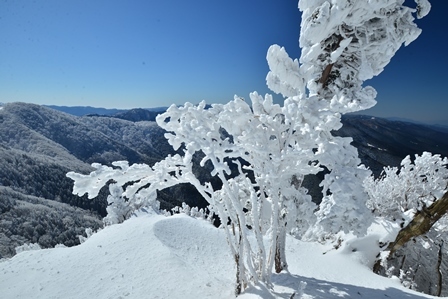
left=1, top=102, right=448, bottom=259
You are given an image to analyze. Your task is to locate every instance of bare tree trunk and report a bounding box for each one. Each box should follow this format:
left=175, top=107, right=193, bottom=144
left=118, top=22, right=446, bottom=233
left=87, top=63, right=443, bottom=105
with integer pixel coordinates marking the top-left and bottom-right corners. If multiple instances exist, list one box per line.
left=235, top=253, right=242, bottom=296
left=374, top=190, right=448, bottom=273
left=274, top=227, right=288, bottom=273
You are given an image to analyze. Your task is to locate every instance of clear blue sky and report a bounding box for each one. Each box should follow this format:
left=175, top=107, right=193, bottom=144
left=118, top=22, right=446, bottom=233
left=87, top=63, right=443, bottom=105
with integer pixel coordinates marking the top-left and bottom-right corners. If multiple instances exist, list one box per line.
left=0, top=0, right=446, bottom=123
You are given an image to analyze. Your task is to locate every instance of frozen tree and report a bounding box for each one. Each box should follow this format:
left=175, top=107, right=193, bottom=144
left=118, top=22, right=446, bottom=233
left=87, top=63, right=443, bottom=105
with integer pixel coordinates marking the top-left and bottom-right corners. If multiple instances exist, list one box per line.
left=366, top=152, right=448, bottom=265
left=103, top=183, right=135, bottom=226
left=293, top=0, right=430, bottom=240
left=155, top=96, right=324, bottom=289
left=368, top=150, right=448, bottom=294
left=67, top=0, right=430, bottom=295
left=365, top=152, right=448, bottom=225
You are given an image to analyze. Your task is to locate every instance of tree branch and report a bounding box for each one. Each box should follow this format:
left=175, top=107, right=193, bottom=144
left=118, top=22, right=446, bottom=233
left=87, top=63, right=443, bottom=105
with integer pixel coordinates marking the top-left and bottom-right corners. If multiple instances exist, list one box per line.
left=319, top=64, right=335, bottom=87
left=388, top=190, right=448, bottom=256
left=318, top=35, right=343, bottom=87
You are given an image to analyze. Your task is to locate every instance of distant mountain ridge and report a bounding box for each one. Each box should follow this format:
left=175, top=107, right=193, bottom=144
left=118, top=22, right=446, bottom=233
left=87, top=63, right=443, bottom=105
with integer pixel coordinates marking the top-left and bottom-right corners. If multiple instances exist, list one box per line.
left=385, top=116, right=448, bottom=128
left=45, top=104, right=448, bottom=127
left=44, top=105, right=126, bottom=116
left=46, top=105, right=168, bottom=117
left=87, top=108, right=164, bottom=122
left=336, top=115, right=448, bottom=176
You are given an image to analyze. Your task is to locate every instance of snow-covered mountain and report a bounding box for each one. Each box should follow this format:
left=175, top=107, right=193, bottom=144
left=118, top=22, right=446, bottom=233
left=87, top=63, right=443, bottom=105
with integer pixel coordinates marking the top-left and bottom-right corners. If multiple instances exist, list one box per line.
left=0, top=209, right=437, bottom=299
left=45, top=104, right=168, bottom=118
left=336, top=115, right=448, bottom=176
left=0, top=103, right=180, bottom=259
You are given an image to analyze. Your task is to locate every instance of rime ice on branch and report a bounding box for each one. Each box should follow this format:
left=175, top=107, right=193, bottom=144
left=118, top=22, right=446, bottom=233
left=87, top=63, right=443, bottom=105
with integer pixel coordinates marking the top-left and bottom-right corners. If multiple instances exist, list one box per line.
left=267, top=0, right=431, bottom=239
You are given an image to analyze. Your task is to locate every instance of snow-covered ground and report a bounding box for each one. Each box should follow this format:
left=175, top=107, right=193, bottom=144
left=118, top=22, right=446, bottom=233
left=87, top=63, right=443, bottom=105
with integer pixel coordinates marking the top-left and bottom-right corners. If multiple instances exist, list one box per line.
left=0, top=210, right=437, bottom=299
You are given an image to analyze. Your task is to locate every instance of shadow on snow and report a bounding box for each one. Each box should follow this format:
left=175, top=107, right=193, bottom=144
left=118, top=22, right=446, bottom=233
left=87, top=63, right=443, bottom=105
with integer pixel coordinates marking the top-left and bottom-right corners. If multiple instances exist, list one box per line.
left=244, top=272, right=430, bottom=299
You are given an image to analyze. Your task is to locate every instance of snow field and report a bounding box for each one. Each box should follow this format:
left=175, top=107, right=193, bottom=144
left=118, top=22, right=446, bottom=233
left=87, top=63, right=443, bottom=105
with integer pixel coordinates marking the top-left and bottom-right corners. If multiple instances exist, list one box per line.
left=0, top=210, right=437, bottom=299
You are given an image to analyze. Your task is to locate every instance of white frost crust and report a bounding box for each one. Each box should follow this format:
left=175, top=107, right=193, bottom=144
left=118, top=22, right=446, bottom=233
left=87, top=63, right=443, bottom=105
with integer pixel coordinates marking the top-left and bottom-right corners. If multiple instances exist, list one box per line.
left=296, top=0, right=429, bottom=103
left=415, top=0, right=431, bottom=19
left=266, top=45, right=306, bottom=98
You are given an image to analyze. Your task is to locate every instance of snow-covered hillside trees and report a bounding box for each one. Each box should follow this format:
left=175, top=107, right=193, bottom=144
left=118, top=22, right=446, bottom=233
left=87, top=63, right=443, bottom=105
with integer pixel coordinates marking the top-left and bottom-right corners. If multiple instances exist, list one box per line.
left=365, top=152, right=448, bottom=226
left=67, top=0, right=431, bottom=295
left=366, top=152, right=448, bottom=296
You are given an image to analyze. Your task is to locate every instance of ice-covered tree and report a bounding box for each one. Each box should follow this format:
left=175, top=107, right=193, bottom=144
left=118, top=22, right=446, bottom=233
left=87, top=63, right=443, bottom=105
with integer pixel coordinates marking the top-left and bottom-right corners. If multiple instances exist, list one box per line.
left=67, top=0, right=430, bottom=295
left=365, top=152, right=448, bottom=225
left=366, top=152, right=448, bottom=262
left=155, top=96, right=322, bottom=289
left=369, top=153, right=448, bottom=291
left=293, top=0, right=430, bottom=240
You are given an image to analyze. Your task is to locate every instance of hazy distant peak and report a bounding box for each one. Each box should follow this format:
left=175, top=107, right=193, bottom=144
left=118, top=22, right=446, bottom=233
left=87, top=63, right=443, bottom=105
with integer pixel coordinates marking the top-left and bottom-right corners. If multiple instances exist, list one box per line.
left=45, top=105, right=126, bottom=117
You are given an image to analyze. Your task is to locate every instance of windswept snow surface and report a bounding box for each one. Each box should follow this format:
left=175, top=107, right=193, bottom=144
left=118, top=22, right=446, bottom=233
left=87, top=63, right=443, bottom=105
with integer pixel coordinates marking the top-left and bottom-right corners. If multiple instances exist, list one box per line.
left=0, top=210, right=437, bottom=299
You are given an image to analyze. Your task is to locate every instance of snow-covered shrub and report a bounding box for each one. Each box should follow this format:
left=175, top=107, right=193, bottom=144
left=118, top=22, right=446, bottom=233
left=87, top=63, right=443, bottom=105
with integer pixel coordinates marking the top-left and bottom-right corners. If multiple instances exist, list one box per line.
left=171, top=202, right=211, bottom=220
left=103, top=183, right=133, bottom=226
left=15, top=243, right=42, bottom=254
left=78, top=227, right=95, bottom=244
left=365, top=152, right=448, bottom=225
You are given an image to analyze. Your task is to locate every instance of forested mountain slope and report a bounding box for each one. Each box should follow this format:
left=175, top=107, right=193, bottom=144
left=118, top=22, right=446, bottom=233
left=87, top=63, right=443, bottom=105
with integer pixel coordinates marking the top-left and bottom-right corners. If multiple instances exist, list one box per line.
left=337, top=115, right=448, bottom=176
left=1, top=102, right=448, bottom=259
left=0, top=103, right=175, bottom=258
